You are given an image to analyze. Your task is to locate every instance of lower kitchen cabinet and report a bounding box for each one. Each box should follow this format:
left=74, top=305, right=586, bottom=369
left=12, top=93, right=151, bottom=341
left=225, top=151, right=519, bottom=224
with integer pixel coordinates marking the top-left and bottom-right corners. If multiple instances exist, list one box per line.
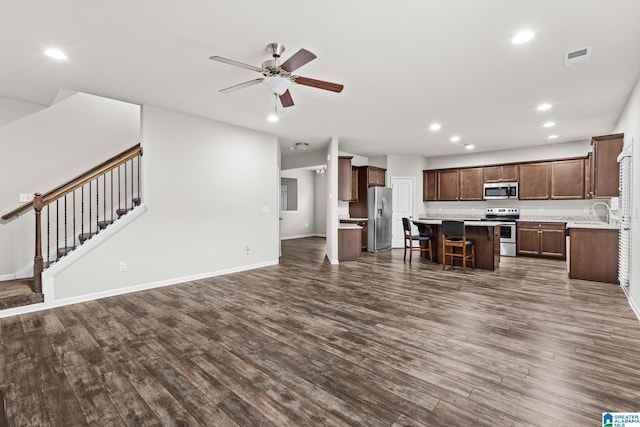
left=338, top=227, right=362, bottom=261
left=340, top=219, right=368, bottom=250
left=569, top=227, right=618, bottom=283
left=517, top=221, right=566, bottom=259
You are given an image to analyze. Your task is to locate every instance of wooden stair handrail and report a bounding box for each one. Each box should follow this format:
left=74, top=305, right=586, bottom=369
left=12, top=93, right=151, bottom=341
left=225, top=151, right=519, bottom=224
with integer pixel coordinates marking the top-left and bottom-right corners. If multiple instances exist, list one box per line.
left=2, top=144, right=142, bottom=221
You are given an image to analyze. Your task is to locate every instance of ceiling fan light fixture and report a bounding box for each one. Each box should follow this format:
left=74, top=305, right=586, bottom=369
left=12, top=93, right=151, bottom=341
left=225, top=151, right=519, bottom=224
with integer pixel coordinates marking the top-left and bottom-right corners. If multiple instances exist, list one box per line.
left=263, top=76, right=292, bottom=95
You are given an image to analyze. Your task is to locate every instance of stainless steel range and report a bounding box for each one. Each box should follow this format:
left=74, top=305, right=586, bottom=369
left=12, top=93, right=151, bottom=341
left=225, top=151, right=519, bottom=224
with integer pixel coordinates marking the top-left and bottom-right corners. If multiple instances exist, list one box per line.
left=482, top=207, right=519, bottom=257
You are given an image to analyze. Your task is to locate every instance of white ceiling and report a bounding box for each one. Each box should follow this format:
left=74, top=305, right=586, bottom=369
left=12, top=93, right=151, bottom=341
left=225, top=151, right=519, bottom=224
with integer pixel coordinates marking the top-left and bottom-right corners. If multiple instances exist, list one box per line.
left=1, top=1, right=639, bottom=159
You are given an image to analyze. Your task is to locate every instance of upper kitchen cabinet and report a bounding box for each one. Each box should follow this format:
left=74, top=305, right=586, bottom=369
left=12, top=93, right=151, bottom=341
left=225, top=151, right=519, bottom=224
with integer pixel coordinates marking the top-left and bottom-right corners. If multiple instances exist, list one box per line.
left=350, top=167, right=359, bottom=202
left=338, top=156, right=353, bottom=201
left=437, top=169, right=459, bottom=201
left=551, top=158, right=585, bottom=199
left=366, top=166, right=386, bottom=187
left=483, top=164, right=518, bottom=183
left=423, top=170, right=437, bottom=201
left=590, top=133, right=624, bottom=198
left=459, top=167, right=484, bottom=200
left=519, top=162, right=550, bottom=200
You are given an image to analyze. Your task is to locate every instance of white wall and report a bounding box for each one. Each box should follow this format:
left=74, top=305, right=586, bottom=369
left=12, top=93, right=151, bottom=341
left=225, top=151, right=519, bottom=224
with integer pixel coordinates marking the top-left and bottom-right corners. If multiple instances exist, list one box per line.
left=326, top=137, right=339, bottom=264
left=50, top=105, right=279, bottom=300
left=0, top=96, right=46, bottom=127
left=0, top=92, right=140, bottom=277
left=280, top=169, right=316, bottom=239
left=314, top=172, right=327, bottom=236
left=426, top=139, right=592, bottom=170
left=614, top=74, right=640, bottom=313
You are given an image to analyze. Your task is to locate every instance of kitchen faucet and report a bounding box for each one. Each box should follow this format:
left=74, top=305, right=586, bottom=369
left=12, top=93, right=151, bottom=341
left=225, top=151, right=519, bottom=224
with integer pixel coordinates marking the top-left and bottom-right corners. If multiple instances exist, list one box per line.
left=590, top=201, right=611, bottom=223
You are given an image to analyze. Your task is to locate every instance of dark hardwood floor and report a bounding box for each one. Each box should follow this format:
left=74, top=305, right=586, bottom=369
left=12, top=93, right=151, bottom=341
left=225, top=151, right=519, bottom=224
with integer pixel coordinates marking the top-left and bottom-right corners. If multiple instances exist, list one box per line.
left=1, top=236, right=639, bottom=426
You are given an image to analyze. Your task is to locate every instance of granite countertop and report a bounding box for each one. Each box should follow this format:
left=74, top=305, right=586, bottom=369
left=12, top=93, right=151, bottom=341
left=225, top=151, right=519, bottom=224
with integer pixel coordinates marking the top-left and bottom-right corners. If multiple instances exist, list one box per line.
left=565, top=221, right=619, bottom=230
left=338, top=223, right=363, bottom=230
left=339, top=217, right=368, bottom=222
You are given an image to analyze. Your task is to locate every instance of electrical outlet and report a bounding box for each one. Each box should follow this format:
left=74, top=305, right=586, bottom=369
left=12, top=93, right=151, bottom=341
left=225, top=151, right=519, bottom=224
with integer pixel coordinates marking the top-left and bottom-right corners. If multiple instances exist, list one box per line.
left=119, top=261, right=127, bottom=272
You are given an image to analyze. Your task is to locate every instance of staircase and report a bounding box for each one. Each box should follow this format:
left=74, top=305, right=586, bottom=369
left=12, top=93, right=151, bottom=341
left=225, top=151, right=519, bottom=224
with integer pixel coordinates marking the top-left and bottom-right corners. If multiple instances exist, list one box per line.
left=1, top=144, right=143, bottom=311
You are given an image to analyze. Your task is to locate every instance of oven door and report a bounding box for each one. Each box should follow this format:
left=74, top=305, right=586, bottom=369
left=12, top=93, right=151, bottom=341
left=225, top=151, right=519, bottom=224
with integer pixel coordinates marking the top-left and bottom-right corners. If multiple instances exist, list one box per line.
left=499, top=222, right=517, bottom=257
left=500, top=223, right=516, bottom=244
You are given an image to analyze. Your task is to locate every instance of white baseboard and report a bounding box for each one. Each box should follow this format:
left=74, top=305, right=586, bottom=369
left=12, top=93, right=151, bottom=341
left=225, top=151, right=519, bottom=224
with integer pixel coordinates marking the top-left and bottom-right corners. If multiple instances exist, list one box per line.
left=622, top=285, right=640, bottom=322
left=0, top=273, right=16, bottom=281
left=280, top=234, right=317, bottom=240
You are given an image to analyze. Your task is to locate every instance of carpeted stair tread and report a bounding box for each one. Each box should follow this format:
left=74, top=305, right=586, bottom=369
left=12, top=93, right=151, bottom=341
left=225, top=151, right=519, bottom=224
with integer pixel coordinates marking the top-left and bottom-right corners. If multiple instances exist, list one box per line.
left=0, top=278, right=44, bottom=310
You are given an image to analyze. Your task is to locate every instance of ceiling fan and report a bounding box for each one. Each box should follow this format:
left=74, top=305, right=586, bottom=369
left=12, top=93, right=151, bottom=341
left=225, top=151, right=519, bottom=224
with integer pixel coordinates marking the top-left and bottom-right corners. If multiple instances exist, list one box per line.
left=209, top=43, right=344, bottom=108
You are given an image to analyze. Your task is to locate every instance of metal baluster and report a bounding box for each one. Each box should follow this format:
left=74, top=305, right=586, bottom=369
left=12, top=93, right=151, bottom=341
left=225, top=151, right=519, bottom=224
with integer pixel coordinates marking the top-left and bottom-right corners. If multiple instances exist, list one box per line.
left=89, top=178, right=92, bottom=235
left=64, top=195, right=68, bottom=256
left=81, top=186, right=84, bottom=239
left=131, top=158, right=134, bottom=205
left=118, top=165, right=121, bottom=212
left=111, top=170, right=114, bottom=223
left=46, top=205, right=50, bottom=266
left=95, top=178, right=99, bottom=235
left=103, top=173, right=106, bottom=230
left=56, top=199, right=59, bottom=259
left=124, top=161, right=128, bottom=210
left=73, top=190, right=76, bottom=248
left=137, top=155, right=141, bottom=202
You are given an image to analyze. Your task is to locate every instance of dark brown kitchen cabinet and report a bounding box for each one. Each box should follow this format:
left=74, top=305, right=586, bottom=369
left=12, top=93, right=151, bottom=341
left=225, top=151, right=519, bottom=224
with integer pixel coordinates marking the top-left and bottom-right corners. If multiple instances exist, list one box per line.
left=367, top=167, right=386, bottom=187
left=590, top=133, right=624, bottom=198
left=350, top=167, right=359, bottom=202
left=483, top=164, right=519, bottom=183
left=423, top=170, right=437, bottom=201
left=551, top=158, right=585, bottom=199
left=569, top=227, right=618, bottom=283
left=437, top=169, right=459, bottom=201
left=517, top=222, right=566, bottom=259
left=338, top=156, right=352, bottom=201
left=459, top=167, right=484, bottom=200
left=519, top=162, right=551, bottom=200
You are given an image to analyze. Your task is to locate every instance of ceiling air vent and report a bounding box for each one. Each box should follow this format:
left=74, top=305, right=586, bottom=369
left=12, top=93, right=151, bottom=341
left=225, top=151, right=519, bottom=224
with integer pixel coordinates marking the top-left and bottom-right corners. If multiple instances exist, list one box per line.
left=564, top=47, right=591, bottom=67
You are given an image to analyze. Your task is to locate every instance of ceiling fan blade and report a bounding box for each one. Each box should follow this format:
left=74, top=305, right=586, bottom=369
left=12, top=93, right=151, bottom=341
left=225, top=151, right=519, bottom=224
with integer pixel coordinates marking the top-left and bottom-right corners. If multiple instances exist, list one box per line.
left=219, top=78, right=263, bottom=94
left=279, top=90, right=294, bottom=108
left=209, top=56, right=263, bottom=73
left=294, top=76, right=344, bottom=93
left=280, top=49, right=317, bottom=72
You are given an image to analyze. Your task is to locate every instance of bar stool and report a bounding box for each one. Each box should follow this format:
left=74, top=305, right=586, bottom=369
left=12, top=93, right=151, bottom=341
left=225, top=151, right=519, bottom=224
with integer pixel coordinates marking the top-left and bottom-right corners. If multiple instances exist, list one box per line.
left=402, top=218, right=433, bottom=263
left=441, top=220, right=475, bottom=273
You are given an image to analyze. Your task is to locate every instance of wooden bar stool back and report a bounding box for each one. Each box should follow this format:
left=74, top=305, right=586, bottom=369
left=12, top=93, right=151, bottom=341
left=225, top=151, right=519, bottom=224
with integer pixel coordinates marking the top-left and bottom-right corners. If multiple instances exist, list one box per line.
left=441, top=220, right=475, bottom=273
left=402, top=218, right=433, bottom=263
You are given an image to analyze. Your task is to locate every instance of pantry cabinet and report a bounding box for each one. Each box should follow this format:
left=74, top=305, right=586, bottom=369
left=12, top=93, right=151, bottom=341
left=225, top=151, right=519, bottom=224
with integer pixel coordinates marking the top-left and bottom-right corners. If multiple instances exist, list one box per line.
left=590, top=134, right=624, bottom=198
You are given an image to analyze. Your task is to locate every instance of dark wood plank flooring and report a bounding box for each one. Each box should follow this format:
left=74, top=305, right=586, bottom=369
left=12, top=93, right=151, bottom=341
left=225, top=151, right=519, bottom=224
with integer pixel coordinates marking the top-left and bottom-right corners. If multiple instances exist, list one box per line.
left=1, top=236, right=639, bottom=426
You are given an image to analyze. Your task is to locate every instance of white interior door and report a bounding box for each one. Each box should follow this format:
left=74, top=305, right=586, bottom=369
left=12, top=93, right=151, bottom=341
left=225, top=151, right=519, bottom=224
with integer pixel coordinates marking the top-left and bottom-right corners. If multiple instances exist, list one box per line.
left=391, top=177, right=415, bottom=248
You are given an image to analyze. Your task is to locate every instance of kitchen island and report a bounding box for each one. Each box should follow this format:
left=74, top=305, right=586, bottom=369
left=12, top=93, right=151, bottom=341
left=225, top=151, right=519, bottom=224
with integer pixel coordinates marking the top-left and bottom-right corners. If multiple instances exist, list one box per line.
left=413, top=220, right=501, bottom=271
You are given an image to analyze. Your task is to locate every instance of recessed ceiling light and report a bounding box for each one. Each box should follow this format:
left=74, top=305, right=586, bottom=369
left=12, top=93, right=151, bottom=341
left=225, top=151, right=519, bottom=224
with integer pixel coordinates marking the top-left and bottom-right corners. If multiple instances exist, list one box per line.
left=512, top=30, right=535, bottom=44
left=44, top=48, right=67, bottom=60
left=429, top=123, right=441, bottom=131
left=450, top=136, right=461, bottom=143
left=267, top=113, right=279, bottom=123
left=542, top=121, right=556, bottom=128
left=536, top=103, right=552, bottom=111
left=464, top=144, right=475, bottom=150
left=547, top=134, right=559, bottom=139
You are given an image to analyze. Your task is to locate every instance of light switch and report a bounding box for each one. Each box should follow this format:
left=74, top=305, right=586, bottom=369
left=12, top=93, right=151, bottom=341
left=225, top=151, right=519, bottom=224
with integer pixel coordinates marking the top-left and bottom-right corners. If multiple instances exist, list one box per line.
left=19, top=193, right=32, bottom=203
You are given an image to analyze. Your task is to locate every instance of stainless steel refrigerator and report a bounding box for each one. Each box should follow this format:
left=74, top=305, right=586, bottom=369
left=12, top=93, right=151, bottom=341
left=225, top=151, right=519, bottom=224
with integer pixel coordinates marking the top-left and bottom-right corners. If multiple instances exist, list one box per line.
left=367, top=187, right=392, bottom=252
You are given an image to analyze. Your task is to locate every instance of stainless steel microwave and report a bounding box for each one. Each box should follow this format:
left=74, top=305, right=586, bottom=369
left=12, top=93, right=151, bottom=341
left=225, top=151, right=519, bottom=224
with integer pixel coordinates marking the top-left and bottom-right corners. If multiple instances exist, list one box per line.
left=483, top=182, right=518, bottom=200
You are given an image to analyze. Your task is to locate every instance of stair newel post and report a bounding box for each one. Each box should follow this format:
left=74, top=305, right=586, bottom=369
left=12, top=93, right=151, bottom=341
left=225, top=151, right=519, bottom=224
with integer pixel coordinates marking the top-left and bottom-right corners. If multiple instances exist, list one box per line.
left=33, top=193, right=44, bottom=294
